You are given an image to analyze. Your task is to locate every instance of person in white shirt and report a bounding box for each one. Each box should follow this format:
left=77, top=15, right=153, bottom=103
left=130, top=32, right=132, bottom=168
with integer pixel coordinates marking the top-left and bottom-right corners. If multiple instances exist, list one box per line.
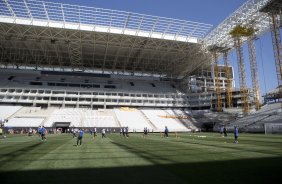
left=94, top=127, right=97, bottom=137
left=102, top=128, right=106, bottom=138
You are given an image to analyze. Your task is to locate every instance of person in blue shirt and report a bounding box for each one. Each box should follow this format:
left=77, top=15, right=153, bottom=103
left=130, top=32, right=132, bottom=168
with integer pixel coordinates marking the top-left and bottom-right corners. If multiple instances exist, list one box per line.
left=234, top=126, right=239, bottom=143
left=164, top=126, right=169, bottom=138
left=39, top=126, right=47, bottom=141
left=77, top=129, right=84, bottom=146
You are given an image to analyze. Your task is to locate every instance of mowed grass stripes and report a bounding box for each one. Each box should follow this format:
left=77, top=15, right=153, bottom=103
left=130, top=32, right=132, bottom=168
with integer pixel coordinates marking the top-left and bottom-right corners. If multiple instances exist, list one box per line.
left=1, top=133, right=282, bottom=184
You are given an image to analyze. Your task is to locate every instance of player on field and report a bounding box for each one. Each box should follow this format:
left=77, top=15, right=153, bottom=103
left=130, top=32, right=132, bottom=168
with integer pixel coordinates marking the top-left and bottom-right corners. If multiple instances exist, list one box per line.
left=102, top=128, right=106, bottom=138
left=39, top=126, right=47, bottom=141
left=120, top=128, right=123, bottom=137
left=72, top=128, right=78, bottom=138
left=0, top=127, right=4, bottom=139
left=38, top=126, right=42, bottom=137
left=234, top=126, right=239, bottom=143
left=164, top=126, right=169, bottom=137
left=0, top=119, right=5, bottom=139
left=223, top=126, right=227, bottom=137
left=93, top=127, right=97, bottom=137
left=28, top=128, right=33, bottom=136
left=123, top=127, right=126, bottom=137
left=143, top=127, right=148, bottom=138
left=125, top=127, right=129, bottom=138
left=220, top=126, right=223, bottom=137
left=77, top=129, right=84, bottom=146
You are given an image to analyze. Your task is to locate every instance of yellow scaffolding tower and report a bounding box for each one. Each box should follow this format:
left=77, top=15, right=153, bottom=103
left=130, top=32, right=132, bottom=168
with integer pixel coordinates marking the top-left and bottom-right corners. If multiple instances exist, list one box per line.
left=230, top=25, right=262, bottom=113
left=222, top=50, right=233, bottom=108
left=247, top=36, right=261, bottom=110
left=213, top=52, right=222, bottom=112
left=233, top=37, right=249, bottom=114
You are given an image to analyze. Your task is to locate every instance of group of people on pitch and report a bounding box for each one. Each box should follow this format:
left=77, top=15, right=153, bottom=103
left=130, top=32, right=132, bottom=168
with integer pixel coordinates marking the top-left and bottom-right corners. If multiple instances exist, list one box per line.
left=73, top=127, right=110, bottom=146
left=143, top=126, right=169, bottom=138
left=220, top=126, right=239, bottom=143
left=120, top=127, right=129, bottom=138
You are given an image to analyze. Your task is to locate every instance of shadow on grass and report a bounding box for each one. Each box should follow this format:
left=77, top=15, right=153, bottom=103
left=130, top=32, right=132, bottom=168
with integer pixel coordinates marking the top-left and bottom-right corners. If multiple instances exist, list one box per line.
left=0, top=142, right=42, bottom=163
left=1, top=156, right=282, bottom=184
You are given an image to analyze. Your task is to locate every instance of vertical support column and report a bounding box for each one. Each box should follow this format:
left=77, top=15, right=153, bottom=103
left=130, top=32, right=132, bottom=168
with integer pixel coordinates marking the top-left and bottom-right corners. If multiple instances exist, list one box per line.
left=213, top=52, right=222, bottom=112
left=247, top=36, right=260, bottom=110
left=270, top=12, right=282, bottom=107
left=223, top=50, right=233, bottom=108
left=234, top=37, right=249, bottom=114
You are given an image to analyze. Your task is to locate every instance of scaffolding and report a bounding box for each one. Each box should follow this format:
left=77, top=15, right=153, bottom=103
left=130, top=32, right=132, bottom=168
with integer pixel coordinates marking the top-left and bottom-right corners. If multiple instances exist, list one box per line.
left=233, top=37, right=249, bottom=113
left=270, top=13, right=282, bottom=106
left=247, top=36, right=261, bottom=110
left=230, top=25, right=254, bottom=113
left=213, top=52, right=222, bottom=112
left=223, top=50, right=233, bottom=108
left=260, top=0, right=282, bottom=108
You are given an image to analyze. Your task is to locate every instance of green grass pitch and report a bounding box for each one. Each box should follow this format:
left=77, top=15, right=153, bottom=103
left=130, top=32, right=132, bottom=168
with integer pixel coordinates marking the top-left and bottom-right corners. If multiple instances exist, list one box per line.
left=1, top=132, right=282, bottom=184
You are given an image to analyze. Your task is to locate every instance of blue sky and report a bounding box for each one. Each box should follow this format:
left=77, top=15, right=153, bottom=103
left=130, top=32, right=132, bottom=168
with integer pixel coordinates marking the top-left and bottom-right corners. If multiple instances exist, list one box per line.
left=49, top=0, right=277, bottom=96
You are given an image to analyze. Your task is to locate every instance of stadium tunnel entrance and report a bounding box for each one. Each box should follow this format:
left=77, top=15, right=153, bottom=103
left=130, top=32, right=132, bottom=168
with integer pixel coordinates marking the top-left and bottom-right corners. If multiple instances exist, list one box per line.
left=53, top=122, right=71, bottom=133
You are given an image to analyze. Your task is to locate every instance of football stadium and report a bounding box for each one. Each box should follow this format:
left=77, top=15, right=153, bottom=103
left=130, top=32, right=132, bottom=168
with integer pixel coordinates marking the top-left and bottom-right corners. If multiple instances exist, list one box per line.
left=0, top=0, right=282, bottom=183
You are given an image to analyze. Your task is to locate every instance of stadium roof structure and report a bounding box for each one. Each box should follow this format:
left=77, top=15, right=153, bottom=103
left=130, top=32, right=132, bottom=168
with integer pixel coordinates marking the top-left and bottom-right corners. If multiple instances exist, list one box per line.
left=205, top=0, right=272, bottom=48
left=0, top=0, right=213, bottom=78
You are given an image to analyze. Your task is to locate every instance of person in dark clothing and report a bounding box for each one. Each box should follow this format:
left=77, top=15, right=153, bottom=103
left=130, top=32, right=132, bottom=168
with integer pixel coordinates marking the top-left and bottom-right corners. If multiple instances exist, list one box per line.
left=77, top=129, right=83, bottom=146
left=143, top=127, right=148, bottom=138
left=234, top=126, right=239, bottom=143
left=164, top=126, right=169, bottom=137
left=122, top=127, right=126, bottom=137
left=125, top=127, right=129, bottom=138
left=38, top=126, right=42, bottom=137
left=223, top=127, right=227, bottom=137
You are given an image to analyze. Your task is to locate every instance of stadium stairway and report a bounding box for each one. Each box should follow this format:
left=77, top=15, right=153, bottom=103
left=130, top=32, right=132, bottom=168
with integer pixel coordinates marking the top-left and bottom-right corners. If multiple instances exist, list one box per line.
left=139, top=110, right=157, bottom=131
left=114, top=108, right=154, bottom=132
left=141, top=109, right=189, bottom=132
left=112, top=110, right=122, bottom=127
left=0, top=105, right=23, bottom=120
left=164, top=109, right=196, bottom=130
